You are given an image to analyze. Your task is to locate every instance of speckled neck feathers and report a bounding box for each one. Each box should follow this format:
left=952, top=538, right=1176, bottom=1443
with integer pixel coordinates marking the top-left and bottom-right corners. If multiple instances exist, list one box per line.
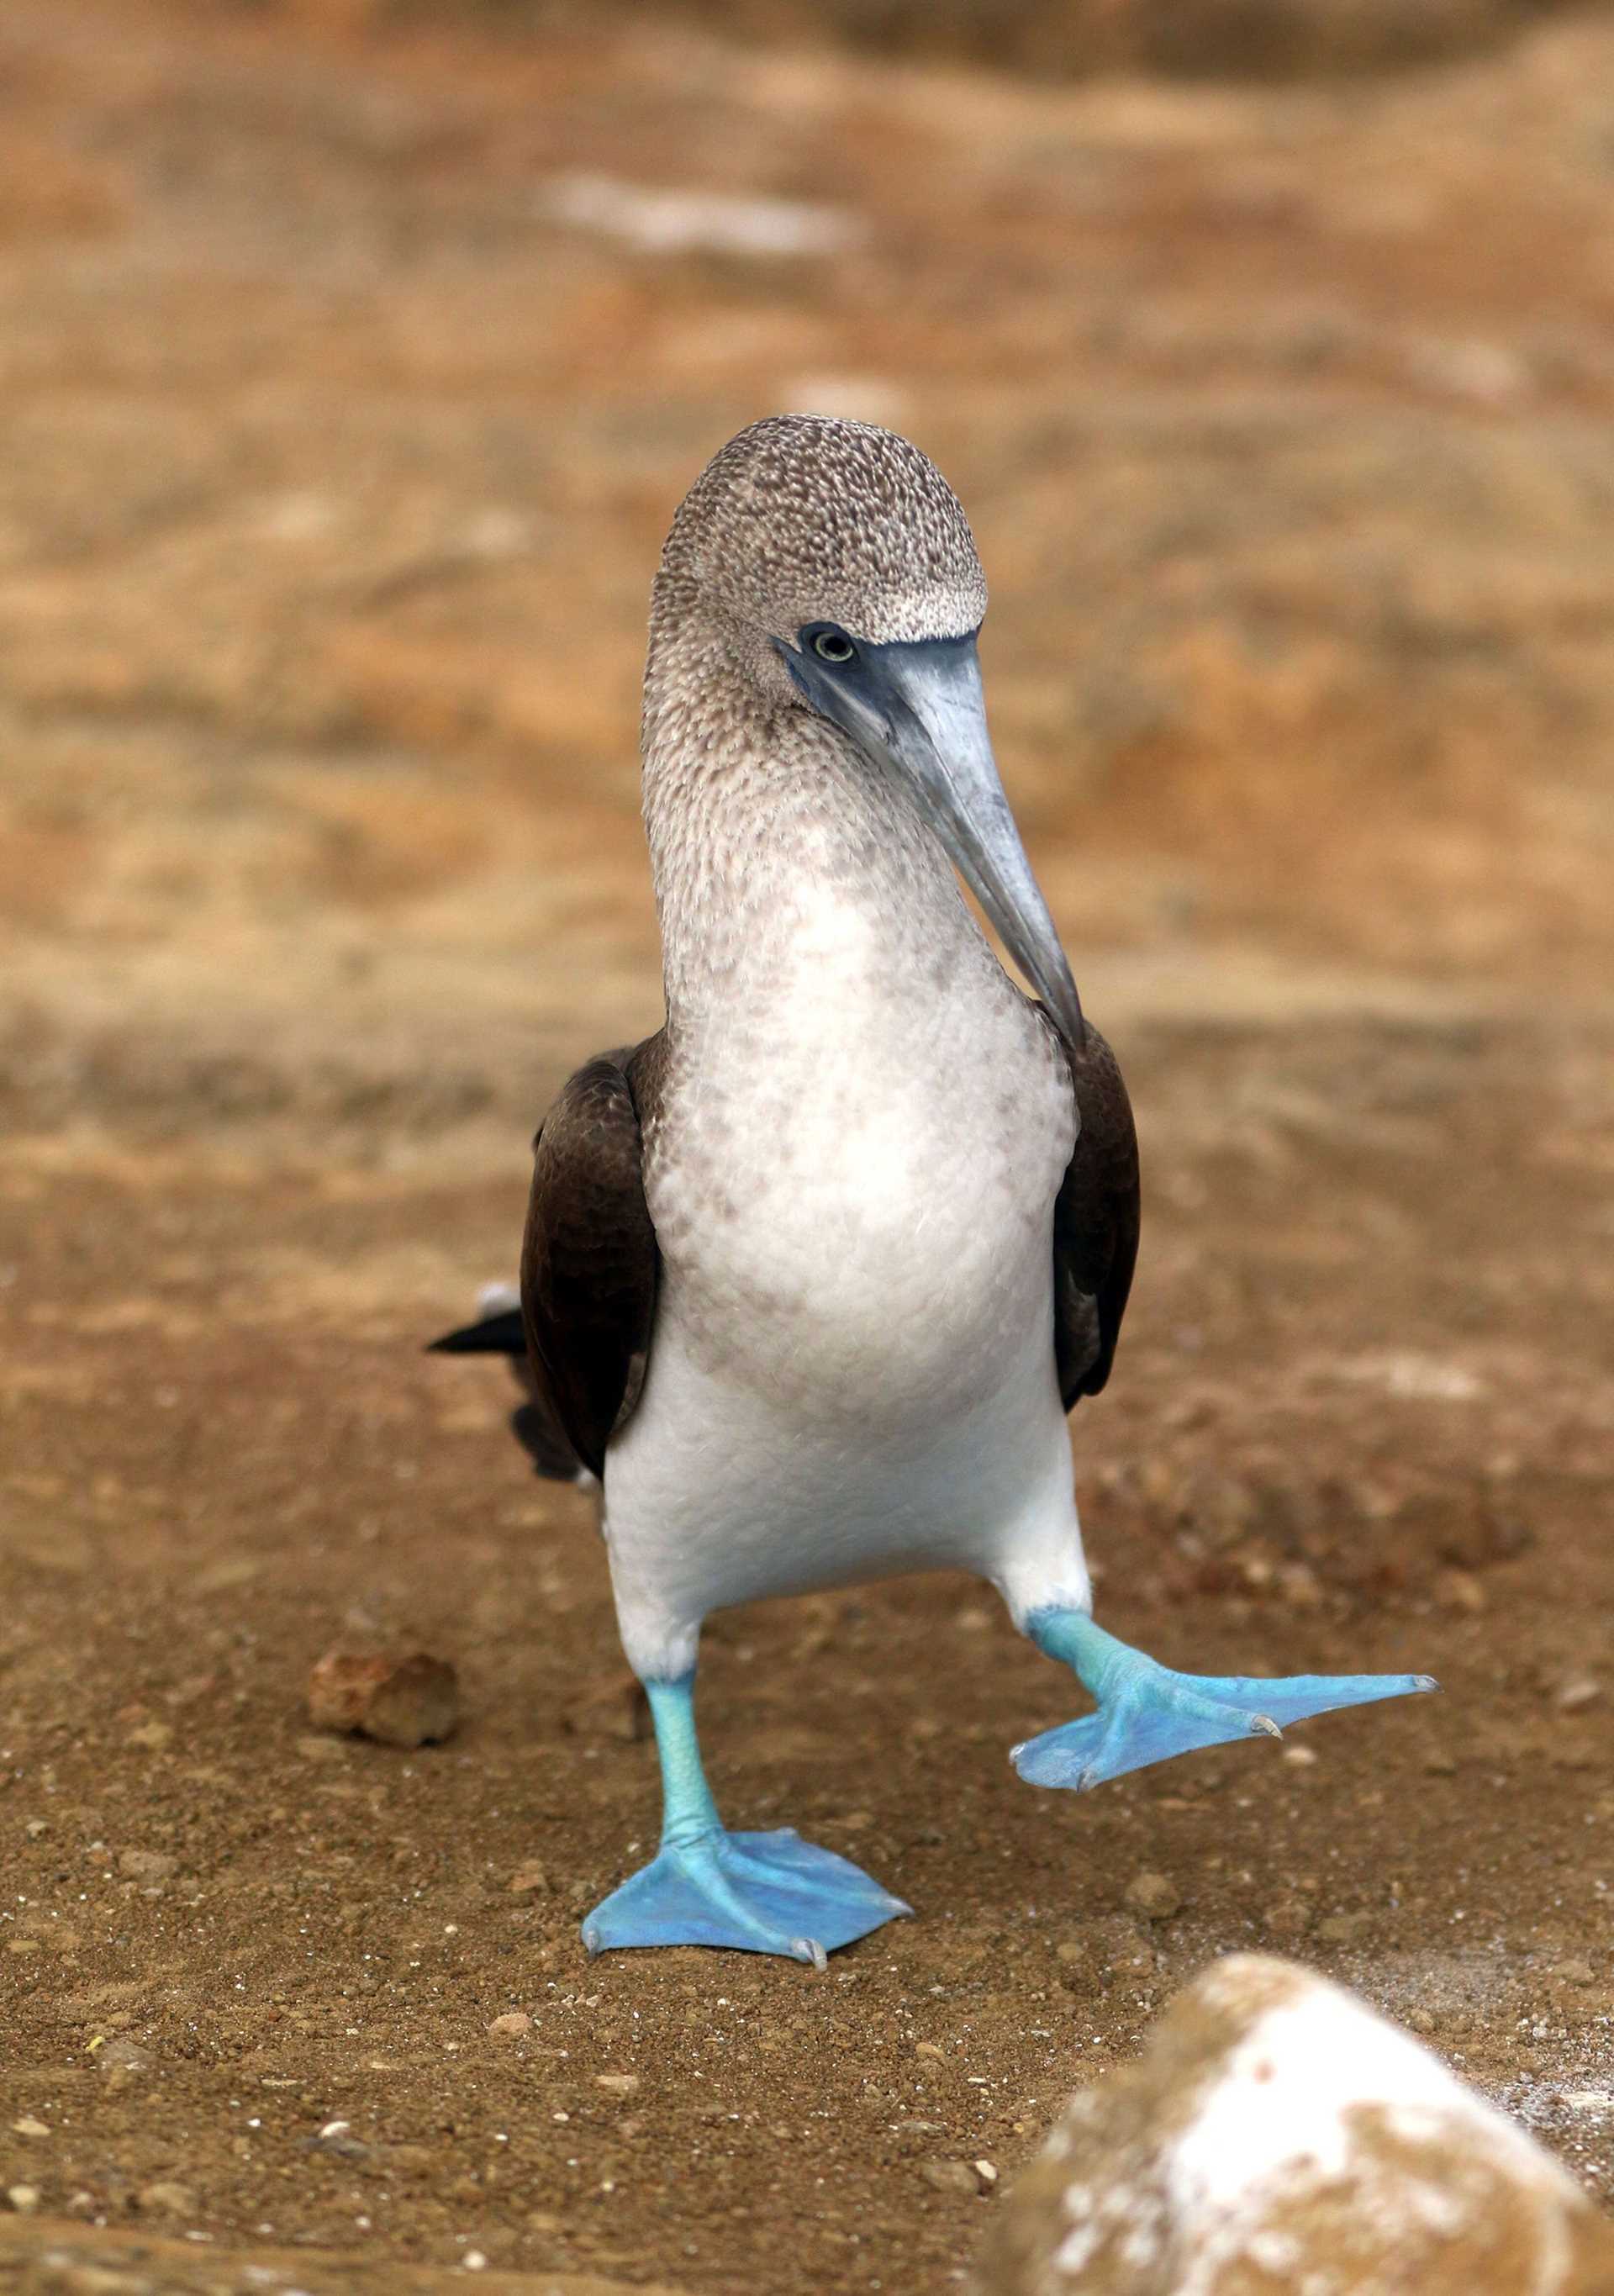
left=641, top=580, right=1003, bottom=1044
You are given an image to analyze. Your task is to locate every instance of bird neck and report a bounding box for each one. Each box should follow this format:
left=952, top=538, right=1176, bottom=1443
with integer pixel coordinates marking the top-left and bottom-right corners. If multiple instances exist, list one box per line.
left=641, top=594, right=989, bottom=1043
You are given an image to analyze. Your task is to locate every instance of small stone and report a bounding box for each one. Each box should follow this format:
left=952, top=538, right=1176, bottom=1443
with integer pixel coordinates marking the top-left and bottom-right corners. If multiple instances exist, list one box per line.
left=1123, top=1871, right=1181, bottom=1920
left=463, top=2253, right=488, bottom=2273
left=1274, top=1562, right=1323, bottom=1610
left=305, top=2119, right=369, bottom=2161
left=1317, top=1913, right=1371, bottom=1945
left=98, top=2036, right=150, bottom=2071
left=508, top=1860, right=551, bottom=1895
left=119, top=1848, right=177, bottom=1882
left=1280, top=1744, right=1318, bottom=1768
left=1262, top=1895, right=1314, bottom=1940
left=920, top=2159, right=983, bottom=2197
left=1555, top=1676, right=1603, bottom=1713
left=1553, top=1957, right=1595, bottom=1986
left=561, top=1669, right=651, bottom=1743
left=125, top=1719, right=174, bottom=1752
left=6, top=2188, right=40, bottom=2214
left=10, top=2119, right=49, bottom=2139
left=308, top=1649, right=459, bottom=1748
left=137, top=2180, right=196, bottom=2216
left=1435, top=1568, right=1486, bottom=1614
left=1423, top=1751, right=1458, bottom=1776
left=595, top=2072, right=640, bottom=2094
left=24, top=1819, right=48, bottom=1839
left=488, top=2012, right=531, bottom=2036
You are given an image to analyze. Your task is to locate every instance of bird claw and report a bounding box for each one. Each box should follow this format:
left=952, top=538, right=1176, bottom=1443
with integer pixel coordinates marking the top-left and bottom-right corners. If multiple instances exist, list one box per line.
left=583, top=1826, right=907, bottom=1965
left=1013, top=1608, right=1436, bottom=1792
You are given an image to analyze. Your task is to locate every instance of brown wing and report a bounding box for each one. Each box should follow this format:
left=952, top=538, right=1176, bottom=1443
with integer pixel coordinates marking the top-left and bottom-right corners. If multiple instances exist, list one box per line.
left=1050, top=1021, right=1140, bottom=1410
left=519, top=1037, right=662, bottom=1480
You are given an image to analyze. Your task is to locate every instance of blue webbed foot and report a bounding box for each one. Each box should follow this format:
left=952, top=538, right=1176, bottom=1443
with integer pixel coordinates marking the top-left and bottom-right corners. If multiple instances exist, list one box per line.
left=583, top=1828, right=910, bottom=1969
left=1013, top=1609, right=1437, bottom=1792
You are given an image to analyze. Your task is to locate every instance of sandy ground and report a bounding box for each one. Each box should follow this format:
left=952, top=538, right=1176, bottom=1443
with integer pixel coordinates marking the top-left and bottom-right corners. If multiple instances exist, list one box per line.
left=1, top=3, right=1612, bottom=2289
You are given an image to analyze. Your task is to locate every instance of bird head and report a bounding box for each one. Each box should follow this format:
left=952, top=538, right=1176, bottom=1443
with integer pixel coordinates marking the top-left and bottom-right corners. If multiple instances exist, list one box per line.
left=659, top=414, right=1084, bottom=1050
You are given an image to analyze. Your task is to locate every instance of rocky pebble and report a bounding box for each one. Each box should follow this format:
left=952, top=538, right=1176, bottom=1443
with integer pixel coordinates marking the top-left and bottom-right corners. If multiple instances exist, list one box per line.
left=135, top=2182, right=195, bottom=2217
left=1556, top=1675, right=1603, bottom=1713
left=1122, top=1872, right=1181, bottom=1921
left=306, top=1649, right=459, bottom=1748
left=923, top=2160, right=986, bottom=2197
left=978, top=1952, right=1614, bottom=2295
left=303, top=2119, right=370, bottom=2161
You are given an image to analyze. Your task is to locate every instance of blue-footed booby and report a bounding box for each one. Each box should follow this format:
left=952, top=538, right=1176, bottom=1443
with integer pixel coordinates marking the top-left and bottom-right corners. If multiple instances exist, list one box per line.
left=431, top=415, right=1433, bottom=1968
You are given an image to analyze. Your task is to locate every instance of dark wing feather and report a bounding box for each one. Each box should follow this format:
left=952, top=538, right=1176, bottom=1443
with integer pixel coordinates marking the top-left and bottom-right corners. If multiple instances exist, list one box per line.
left=519, top=1039, right=661, bottom=1479
left=1049, top=1021, right=1140, bottom=1410
left=509, top=1396, right=596, bottom=1484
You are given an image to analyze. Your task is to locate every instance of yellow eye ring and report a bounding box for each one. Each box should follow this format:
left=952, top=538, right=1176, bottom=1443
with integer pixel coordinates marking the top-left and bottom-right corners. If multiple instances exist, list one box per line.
left=811, top=628, right=855, bottom=664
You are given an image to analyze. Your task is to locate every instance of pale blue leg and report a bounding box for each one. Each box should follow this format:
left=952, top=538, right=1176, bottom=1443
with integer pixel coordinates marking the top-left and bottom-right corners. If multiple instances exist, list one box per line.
left=1012, top=1608, right=1437, bottom=1792
left=582, top=1676, right=910, bottom=1969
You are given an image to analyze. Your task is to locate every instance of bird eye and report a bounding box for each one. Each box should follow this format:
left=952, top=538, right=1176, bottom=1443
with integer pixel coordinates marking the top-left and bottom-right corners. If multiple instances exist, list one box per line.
left=809, top=626, right=857, bottom=665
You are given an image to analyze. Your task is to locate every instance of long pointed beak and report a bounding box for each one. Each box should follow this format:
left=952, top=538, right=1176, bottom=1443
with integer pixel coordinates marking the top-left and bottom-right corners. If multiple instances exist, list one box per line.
left=783, top=632, right=1084, bottom=1051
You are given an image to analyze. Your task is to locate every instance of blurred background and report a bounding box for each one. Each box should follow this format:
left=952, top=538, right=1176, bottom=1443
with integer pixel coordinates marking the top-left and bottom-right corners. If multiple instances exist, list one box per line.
left=4, top=0, right=1613, bottom=1137
left=2, top=3, right=1612, bottom=2287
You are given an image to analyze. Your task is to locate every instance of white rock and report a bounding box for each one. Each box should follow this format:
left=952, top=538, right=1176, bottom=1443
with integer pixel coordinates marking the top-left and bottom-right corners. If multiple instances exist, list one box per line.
left=978, top=1953, right=1614, bottom=2296
left=539, top=173, right=862, bottom=261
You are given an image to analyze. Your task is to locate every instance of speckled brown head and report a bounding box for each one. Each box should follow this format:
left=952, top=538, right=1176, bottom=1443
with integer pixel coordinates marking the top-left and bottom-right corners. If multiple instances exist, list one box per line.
left=661, top=414, right=987, bottom=648
left=649, top=414, right=1084, bottom=1050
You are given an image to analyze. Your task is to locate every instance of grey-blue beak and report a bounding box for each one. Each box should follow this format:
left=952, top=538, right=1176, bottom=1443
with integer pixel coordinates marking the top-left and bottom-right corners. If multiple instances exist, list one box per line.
left=781, top=631, right=1085, bottom=1052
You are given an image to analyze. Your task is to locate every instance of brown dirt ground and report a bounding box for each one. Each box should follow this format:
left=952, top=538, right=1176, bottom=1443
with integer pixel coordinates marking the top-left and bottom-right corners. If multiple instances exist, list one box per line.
left=1, top=4, right=1612, bottom=2290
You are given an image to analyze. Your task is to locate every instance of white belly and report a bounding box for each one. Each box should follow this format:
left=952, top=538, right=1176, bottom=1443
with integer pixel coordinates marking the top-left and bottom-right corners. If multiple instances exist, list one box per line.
left=604, top=1306, right=1086, bottom=1680
left=599, top=978, right=1090, bottom=1679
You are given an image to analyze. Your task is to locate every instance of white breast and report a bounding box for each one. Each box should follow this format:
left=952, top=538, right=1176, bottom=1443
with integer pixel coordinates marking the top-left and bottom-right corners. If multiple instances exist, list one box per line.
left=645, top=855, right=1073, bottom=1423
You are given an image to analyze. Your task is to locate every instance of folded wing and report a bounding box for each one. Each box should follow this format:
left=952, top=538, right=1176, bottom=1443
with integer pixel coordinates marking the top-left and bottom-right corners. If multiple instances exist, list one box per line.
left=427, top=1041, right=662, bottom=1484
left=519, top=1042, right=662, bottom=1481
left=1050, top=1021, right=1140, bottom=1409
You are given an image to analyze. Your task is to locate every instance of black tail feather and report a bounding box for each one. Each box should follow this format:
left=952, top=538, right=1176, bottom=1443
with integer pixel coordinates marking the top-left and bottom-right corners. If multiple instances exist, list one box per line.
left=425, top=1306, right=526, bottom=1357
left=426, top=1296, right=590, bottom=1486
